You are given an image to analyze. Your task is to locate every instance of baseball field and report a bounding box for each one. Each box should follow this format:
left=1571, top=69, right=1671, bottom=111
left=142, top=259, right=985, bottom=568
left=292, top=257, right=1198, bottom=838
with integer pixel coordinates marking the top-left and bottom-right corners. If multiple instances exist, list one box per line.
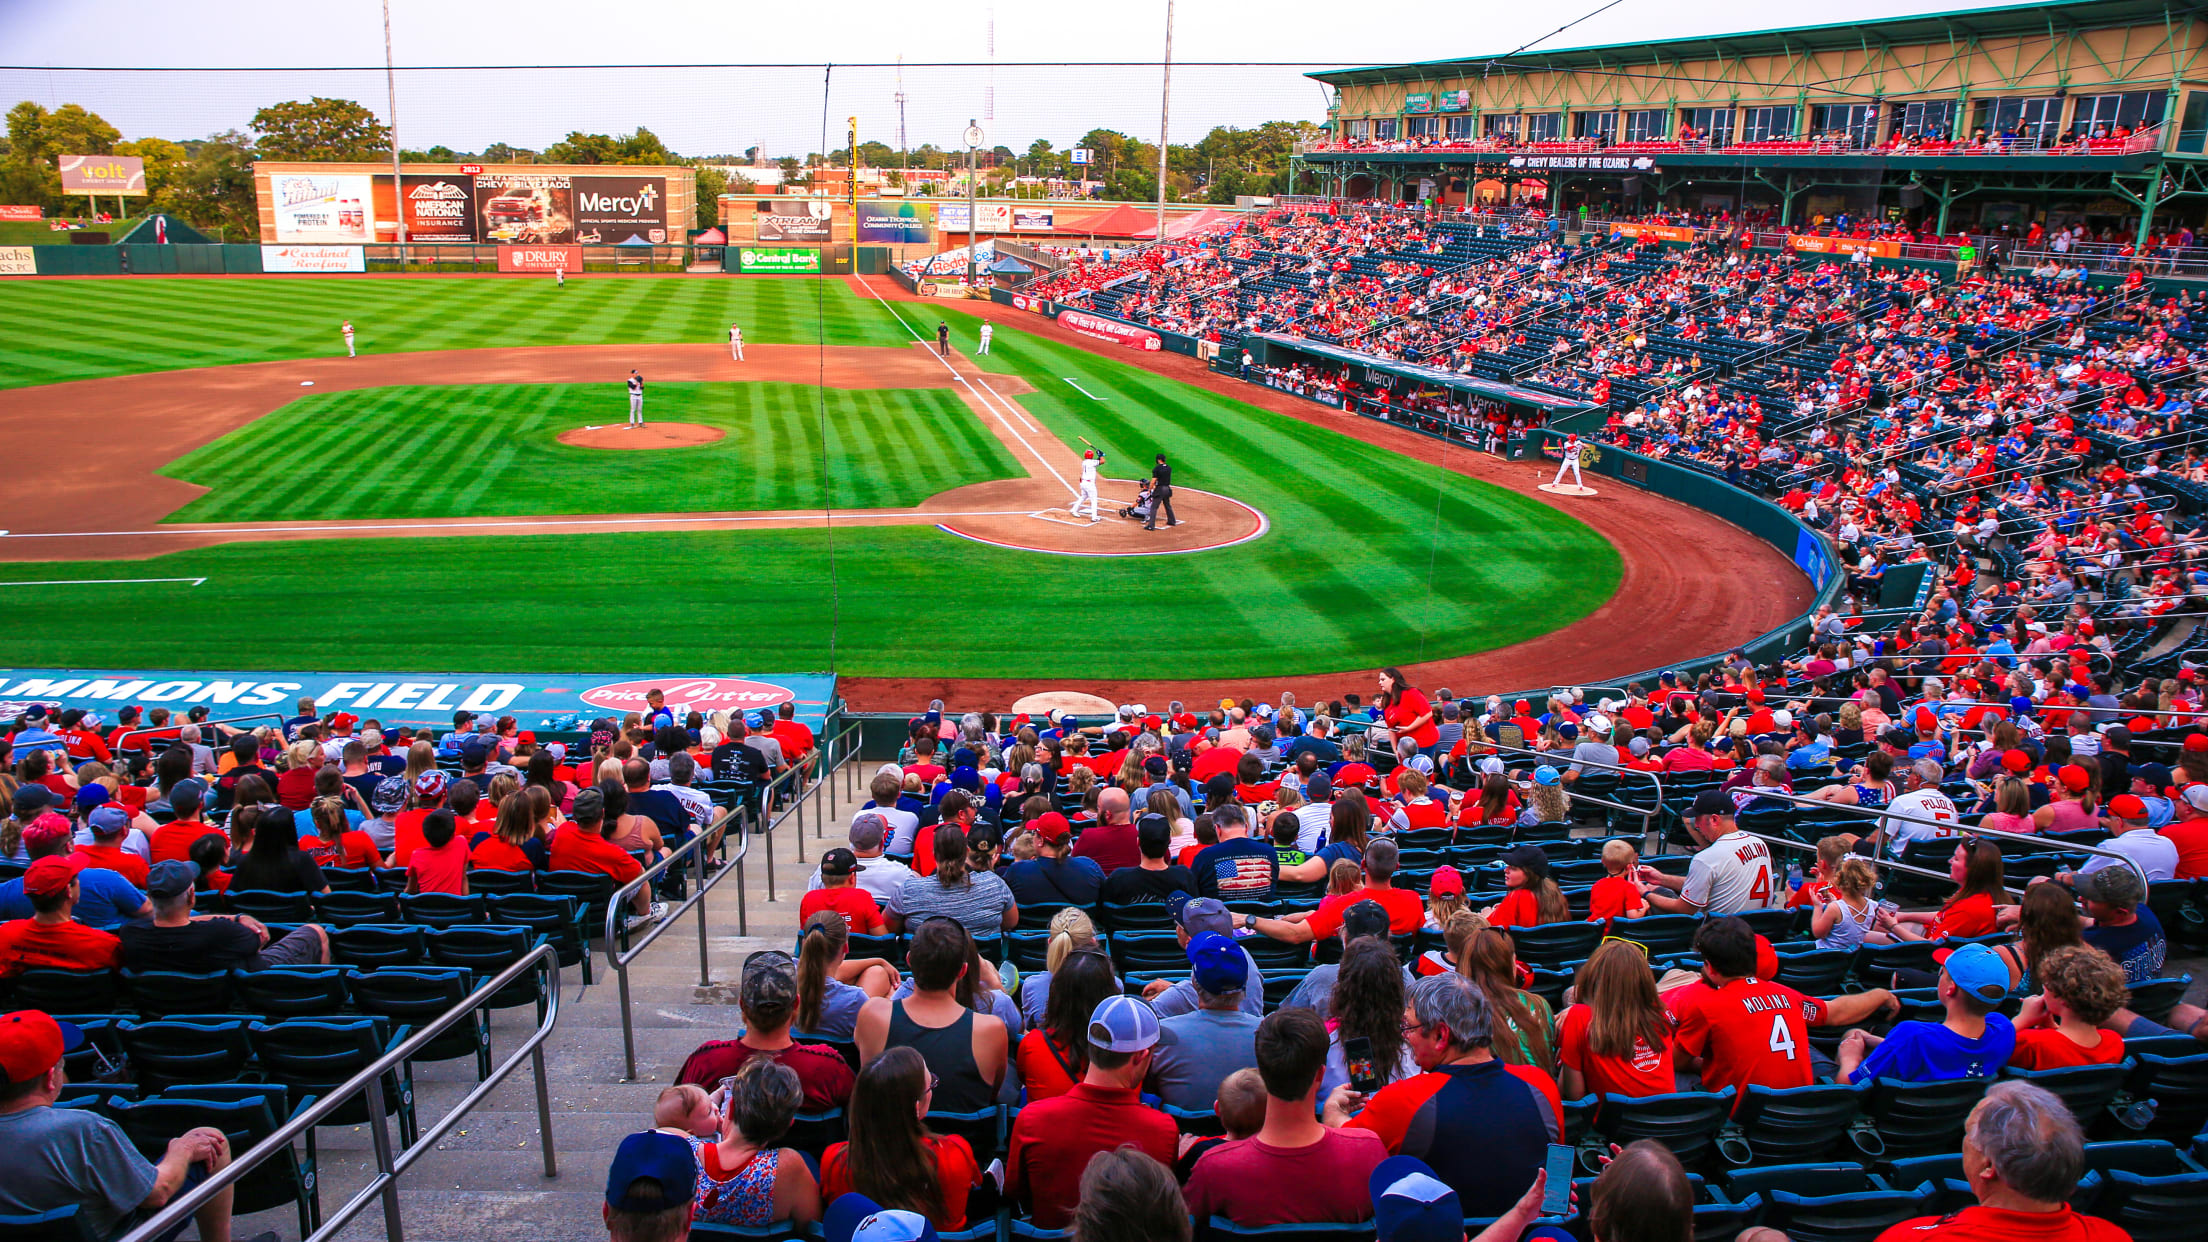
left=0, top=274, right=1637, bottom=686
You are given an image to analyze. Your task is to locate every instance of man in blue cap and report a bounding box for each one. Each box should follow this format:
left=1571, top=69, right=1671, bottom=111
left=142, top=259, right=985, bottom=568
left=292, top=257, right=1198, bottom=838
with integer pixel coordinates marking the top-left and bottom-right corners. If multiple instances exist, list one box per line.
left=1370, top=1153, right=1562, bottom=1242
left=1146, top=931, right=1262, bottom=1110
left=823, top=1192, right=937, bottom=1242
left=604, top=1130, right=697, bottom=1242
left=1840, top=941, right=2017, bottom=1083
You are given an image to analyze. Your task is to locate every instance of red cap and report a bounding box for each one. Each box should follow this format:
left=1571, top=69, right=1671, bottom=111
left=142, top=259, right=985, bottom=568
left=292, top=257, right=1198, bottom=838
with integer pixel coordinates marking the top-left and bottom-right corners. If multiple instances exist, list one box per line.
left=2058, top=764, right=2093, bottom=793
left=1030, top=812, right=1072, bottom=846
left=21, top=812, right=71, bottom=849
left=1754, top=935, right=1779, bottom=981
left=0, top=1010, right=79, bottom=1081
left=2183, top=670, right=2200, bottom=683
left=2109, top=794, right=2147, bottom=820
left=330, top=712, right=358, bottom=731
left=1143, top=715, right=1163, bottom=730
left=518, top=731, right=537, bottom=744
left=22, top=856, right=77, bottom=898
left=1428, top=864, right=1465, bottom=896
left=2001, top=749, right=2033, bottom=773
left=2188, top=734, right=2208, bottom=752
left=1514, top=700, right=1531, bottom=713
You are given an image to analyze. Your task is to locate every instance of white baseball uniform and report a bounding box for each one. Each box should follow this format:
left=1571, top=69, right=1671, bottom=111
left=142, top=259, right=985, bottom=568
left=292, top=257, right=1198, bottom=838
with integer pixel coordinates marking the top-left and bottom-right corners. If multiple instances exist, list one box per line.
left=1680, top=829, right=1778, bottom=913
left=730, top=324, right=744, bottom=361
left=627, top=374, right=644, bottom=426
left=1552, top=433, right=1583, bottom=488
left=977, top=323, right=994, bottom=355
left=341, top=322, right=355, bottom=358
left=1075, top=455, right=1101, bottom=520
left=556, top=267, right=565, bottom=287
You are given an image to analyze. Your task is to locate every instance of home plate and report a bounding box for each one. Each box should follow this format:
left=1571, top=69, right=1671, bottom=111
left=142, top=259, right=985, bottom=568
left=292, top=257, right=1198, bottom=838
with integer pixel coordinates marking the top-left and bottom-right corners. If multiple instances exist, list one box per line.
left=1538, top=483, right=1599, bottom=497
left=1031, top=508, right=1099, bottom=527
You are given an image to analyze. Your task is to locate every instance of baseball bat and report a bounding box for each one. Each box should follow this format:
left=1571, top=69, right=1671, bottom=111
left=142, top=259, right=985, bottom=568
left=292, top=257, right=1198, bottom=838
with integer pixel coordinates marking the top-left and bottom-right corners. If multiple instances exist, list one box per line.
left=1078, top=435, right=1097, bottom=449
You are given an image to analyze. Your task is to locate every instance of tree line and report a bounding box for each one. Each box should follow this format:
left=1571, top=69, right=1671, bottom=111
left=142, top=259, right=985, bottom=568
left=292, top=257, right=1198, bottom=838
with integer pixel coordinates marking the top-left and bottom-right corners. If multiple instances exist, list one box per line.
left=2, top=96, right=1320, bottom=240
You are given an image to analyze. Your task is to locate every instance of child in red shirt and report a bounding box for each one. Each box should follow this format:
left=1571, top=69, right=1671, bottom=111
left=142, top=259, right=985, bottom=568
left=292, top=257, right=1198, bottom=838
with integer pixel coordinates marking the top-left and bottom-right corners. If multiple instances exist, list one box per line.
left=406, top=810, right=470, bottom=896
left=1587, top=839, right=1649, bottom=924
left=2009, top=945, right=2128, bottom=1070
left=797, top=847, right=886, bottom=934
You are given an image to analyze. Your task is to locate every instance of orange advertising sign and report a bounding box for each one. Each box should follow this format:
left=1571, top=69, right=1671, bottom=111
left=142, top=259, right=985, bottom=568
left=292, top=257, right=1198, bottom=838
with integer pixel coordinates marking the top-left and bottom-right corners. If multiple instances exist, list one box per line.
left=1610, top=223, right=1694, bottom=242
left=1787, top=235, right=1900, bottom=258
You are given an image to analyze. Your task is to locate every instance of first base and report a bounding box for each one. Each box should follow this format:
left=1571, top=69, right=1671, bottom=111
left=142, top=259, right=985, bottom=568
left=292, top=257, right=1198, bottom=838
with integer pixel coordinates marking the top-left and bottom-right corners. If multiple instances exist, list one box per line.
left=1538, top=483, right=1599, bottom=497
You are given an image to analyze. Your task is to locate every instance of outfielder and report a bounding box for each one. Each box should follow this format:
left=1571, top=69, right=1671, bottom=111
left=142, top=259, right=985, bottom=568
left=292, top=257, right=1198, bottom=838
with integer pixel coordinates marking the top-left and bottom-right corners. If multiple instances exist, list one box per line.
left=627, top=370, right=645, bottom=427
left=1074, top=448, right=1103, bottom=522
left=341, top=320, right=356, bottom=358
left=1551, top=432, right=1585, bottom=489
left=555, top=266, right=565, bottom=288
left=729, top=323, right=744, bottom=361
left=976, top=323, right=994, bottom=356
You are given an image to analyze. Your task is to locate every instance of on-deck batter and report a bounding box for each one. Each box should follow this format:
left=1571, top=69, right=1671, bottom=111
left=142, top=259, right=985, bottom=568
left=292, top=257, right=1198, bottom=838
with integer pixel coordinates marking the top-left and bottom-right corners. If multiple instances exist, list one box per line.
left=1552, top=432, right=1585, bottom=489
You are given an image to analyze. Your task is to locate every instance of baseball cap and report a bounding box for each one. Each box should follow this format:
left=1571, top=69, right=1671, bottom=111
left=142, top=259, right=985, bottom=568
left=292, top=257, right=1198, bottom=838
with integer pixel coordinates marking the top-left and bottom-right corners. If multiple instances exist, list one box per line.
left=169, top=779, right=206, bottom=816
left=0, top=1010, right=84, bottom=1082
left=144, top=859, right=200, bottom=899
left=849, top=811, right=888, bottom=851
left=570, top=786, right=606, bottom=821
left=23, top=856, right=77, bottom=898
left=2108, top=794, right=2147, bottom=820
left=74, top=785, right=109, bottom=813
left=371, top=776, right=408, bottom=813
left=1137, top=814, right=1171, bottom=855
left=1533, top=765, right=1560, bottom=786
left=826, top=1194, right=939, bottom=1242
left=1142, top=754, right=1169, bottom=778
left=1691, top=789, right=1736, bottom=817
left=2185, top=785, right=2208, bottom=813
left=604, top=1131, right=699, bottom=1213
left=87, top=806, right=130, bottom=836
left=460, top=738, right=489, bottom=762
left=1172, top=895, right=1234, bottom=936
left=820, top=847, right=865, bottom=878
left=10, top=785, right=51, bottom=817
left=22, top=812, right=71, bottom=849
left=2001, top=749, right=2033, bottom=773
left=1427, top=864, right=1465, bottom=896
left=1029, top=812, right=1072, bottom=846
left=1499, top=844, right=1551, bottom=876
left=21, top=704, right=47, bottom=721
left=2081, top=866, right=2147, bottom=909
left=1187, top=932, right=1250, bottom=995
left=2136, top=763, right=2174, bottom=792
left=1372, top=1155, right=1463, bottom=1242
left=330, top=712, right=358, bottom=731
left=1087, top=994, right=1162, bottom=1053
left=1942, top=942, right=2015, bottom=1003
left=413, top=770, right=449, bottom=799
left=740, top=950, right=799, bottom=1017
left=1341, top=899, right=1391, bottom=942
left=2058, top=764, right=2093, bottom=793
left=1628, top=737, right=1651, bottom=757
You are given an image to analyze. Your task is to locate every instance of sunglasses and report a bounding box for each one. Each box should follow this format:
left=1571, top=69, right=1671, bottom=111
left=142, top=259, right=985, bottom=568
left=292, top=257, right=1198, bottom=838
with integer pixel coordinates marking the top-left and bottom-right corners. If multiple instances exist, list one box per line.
left=1600, top=934, right=1650, bottom=959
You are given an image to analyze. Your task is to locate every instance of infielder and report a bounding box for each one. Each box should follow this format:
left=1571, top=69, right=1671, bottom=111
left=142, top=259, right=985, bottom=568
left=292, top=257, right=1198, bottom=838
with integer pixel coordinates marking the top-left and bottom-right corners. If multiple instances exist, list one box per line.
left=730, top=322, right=744, bottom=361
left=1074, top=448, right=1103, bottom=522
left=976, top=323, right=994, bottom=356
left=627, top=370, right=645, bottom=427
left=341, top=320, right=356, bottom=358
left=1551, top=432, right=1585, bottom=489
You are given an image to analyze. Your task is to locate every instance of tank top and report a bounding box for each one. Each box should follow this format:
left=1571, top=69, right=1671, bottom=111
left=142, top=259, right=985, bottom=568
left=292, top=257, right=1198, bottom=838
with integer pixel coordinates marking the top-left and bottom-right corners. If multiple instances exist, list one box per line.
left=687, top=1138, right=780, bottom=1225
left=2048, top=799, right=2100, bottom=833
left=888, top=1000, right=991, bottom=1112
left=1818, top=896, right=1875, bottom=953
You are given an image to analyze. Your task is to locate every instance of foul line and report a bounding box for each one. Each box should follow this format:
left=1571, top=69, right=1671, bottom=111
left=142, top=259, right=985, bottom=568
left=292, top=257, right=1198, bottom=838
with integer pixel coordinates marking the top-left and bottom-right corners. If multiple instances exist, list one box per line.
left=1064, top=379, right=1106, bottom=401
left=977, top=376, right=1039, bottom=433
left=0, top=576, right=207, bottom=586
left=0, top=512, right=1041, bottom=540
left=855, top=279, right=1073, bottom=495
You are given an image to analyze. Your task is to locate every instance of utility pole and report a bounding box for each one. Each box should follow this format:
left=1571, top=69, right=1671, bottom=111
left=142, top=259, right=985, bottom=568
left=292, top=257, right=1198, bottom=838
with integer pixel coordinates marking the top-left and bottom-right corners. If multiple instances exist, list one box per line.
left=1156, top=0, right=1174, bottom=241
left=382, top=0, right=407, bottom=262
left=964, top=120, right=983, bottom=288
left=848, top=116, right=859, bottom=244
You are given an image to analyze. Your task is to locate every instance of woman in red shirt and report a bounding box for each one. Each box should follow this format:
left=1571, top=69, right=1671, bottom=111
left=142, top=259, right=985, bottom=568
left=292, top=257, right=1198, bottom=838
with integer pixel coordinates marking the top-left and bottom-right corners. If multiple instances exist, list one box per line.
left=1879, top=837, right=2005, bottom=941
left=1378, top=668, right=1440, bottom=755
left=1482, top=844, right=1570, bottom=928
left=818, top=1046, right=986, bottom=1230
left=275, top=741, right=322, bottom=810
left=1013, top=950, right=1118, bottom=1102
left=1558, top=940, right=1676, bottom=1099
left=471, top=791, right=550, bottom=872
left=1456, top=772, right=1520, bottom=828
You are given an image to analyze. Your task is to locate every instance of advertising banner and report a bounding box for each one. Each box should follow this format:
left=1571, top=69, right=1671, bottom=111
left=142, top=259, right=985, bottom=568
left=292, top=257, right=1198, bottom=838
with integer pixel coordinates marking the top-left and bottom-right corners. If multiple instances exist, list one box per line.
left=1787, top=234, right=1900, bottom=258
left=756, top=199, right=831, bottom=243
left=59, top=154, right=147, bottom=195
left=260, top=244, right=366, bottom=273
left=1609, top=222, right=1695, bottom=243
left=0, top=246, right=35, bottom=275
left=1013, top=208, right=1054, bottom=231
left=1404, top=93, right=1434, bottom=115
left=738, top=246, right=821, bottom=274
left=1503, top=153, right=1659, bottom=172
left=856, top=201, right=935, bottom=243
left=0, top=205, right=41, bottom=221
left=396, top=174, right=478, bottom=244
left=270, top=173, right=378, bottom=243
left=1437, top=90, right=1471, bottom=112
left=939, top=202, right=1028, bottom=232
left=475, top=171, right=574, bottom=244
left=573, top=175, right=669, bottom=245
left=1058, top=309, right=1162, bottom=351
left=0, top=668, right=835, bottom=732
left=498, top=244, right=583, bottom=273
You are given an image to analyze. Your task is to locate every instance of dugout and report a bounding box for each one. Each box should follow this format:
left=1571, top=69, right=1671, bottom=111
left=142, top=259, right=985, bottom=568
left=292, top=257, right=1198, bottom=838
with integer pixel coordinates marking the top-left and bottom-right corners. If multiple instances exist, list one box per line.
left=1240, top=333, right=1601, bottom=444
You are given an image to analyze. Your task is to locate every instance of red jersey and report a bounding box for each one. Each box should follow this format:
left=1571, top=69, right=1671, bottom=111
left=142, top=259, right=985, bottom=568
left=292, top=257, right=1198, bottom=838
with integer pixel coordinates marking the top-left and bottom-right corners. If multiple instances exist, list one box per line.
left=0, top=918, right=122, bottom=978
left=470, top=836, right=535, bottom=872
left=2007, top=1027, right=2125, bottom=1071
left=73, top=843, right=148, bottom=887
left=1557, top=1003, right=1676, bottom=1098
left=149, top=820, right=223, bottom=866
left=1875, top=1204, right=2131, bottom=1242
left=798, top=884, right=887, bottom=934
left=1397, top=799, right=1448, bottom=830
left=1488, top=888, right=1544, bottom=929
left=406, top=837, right=471, bottom=895
left=547, top=826, right=644, bottom=883
left=1586, top=874, right=1646, bottom=923
left=1307, top=886, right=1425, bottom=937
left=1672, top=975, right=1828, bottom=1102
left=1929, top=892, right=1998, bottom=939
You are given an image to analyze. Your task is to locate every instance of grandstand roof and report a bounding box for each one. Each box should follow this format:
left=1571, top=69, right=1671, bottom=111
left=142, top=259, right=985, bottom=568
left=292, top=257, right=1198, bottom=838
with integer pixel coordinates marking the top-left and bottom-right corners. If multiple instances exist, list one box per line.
left=1309, top=0, right=2204, bottom=86
left=1256, top=334, right=1601, bottom=414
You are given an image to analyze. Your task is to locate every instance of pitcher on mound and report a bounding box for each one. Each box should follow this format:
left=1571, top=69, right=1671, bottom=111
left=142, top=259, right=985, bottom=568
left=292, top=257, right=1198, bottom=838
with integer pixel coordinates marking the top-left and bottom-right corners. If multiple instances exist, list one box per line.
left=1552, top=432, right=1585, bottom=489
left=1074, top=449, right=1103, bottom=522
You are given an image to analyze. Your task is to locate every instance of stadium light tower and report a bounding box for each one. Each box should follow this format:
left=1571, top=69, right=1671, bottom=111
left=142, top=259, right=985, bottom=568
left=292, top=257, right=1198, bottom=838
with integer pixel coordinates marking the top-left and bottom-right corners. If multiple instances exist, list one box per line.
left=1156, top=0, right=1173, bottom=242
left=382, top=0, right=407, bottom=260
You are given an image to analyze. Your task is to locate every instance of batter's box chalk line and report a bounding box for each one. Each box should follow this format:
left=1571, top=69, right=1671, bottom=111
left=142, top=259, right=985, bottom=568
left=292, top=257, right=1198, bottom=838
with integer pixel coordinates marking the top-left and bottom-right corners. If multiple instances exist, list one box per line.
left=1030, top=509, right=1098, bottom=527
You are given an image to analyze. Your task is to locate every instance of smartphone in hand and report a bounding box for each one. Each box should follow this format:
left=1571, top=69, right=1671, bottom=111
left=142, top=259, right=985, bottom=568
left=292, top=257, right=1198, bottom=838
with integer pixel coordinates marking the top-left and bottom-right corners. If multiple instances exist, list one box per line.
left=1344, top=1035, right=1380, bottom=1094
left=1541, top=1144, right=1575, bottom=1217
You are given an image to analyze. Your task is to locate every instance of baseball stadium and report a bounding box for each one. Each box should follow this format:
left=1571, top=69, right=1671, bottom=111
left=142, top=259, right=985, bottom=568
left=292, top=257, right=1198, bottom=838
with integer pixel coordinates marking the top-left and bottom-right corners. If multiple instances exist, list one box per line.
left=2, top=1, right=2208, bottom=1241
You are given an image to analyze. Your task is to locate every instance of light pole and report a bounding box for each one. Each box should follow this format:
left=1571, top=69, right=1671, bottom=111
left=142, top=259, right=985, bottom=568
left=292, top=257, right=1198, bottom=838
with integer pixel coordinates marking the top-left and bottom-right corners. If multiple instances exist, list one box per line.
left=964, top=120, right=983, bottom=288
left=1156, top=0, right=1174, bottom=240
left=382, top=0, right=407, bottom=264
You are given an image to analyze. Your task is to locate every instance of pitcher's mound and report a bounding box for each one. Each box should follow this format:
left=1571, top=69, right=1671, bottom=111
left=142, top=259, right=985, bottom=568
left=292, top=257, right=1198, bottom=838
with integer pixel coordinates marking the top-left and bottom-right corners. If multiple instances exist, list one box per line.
left=559, top=423, right=725, bottom=450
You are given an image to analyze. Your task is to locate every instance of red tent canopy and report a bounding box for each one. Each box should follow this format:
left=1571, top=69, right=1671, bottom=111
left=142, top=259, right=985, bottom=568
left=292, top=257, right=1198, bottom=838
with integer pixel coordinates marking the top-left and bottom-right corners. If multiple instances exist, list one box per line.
left=1073, top=202, right=1161, bottom=237
left=1133, top=207, right=1238, bottom=240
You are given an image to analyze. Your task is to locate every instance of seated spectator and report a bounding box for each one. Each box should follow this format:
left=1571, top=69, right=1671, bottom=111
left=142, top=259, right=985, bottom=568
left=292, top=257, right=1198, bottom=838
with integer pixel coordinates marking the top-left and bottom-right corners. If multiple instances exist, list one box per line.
left=1461, top=927, right=1558, bottom=1072
left=0, top=1010, right=268, bottom=1242
left=1146, top=932, right=1262, bottom=1110
left=74, top=806, right=148, bottom=887
left=819, top=1046, right=988, bottom=1230
left=2009, top=945, right=2129, bottom=1069
left=603, top=1130, right=697, bottom=1242
left=1674, top=916, right=1896, bottom=1099
left=1248, top=837, right=1422, bottom=943
left=1070, top=787, right=1140, bottom=875
left=472, top=791, right=550, bottom=873
left=1143, top=896, right=1267, bottom=1018
left=1483, top=843, right=1570, bottom=928
left=1813, top=855, right=1879, bottom=952
left=405, top=809, right=470, bottom=895
left=2073, top=866, right=2167, bottom=986
left=1873, top=1080, right=2129, bottom=1241
left=1640, top=790, right=1778, bottom=914
left=1005, top=995, right=1180, bottom=1229
left=686, top=1058, right=820, bottom=1227
left=550, top=789, right=656, bottom=921
left=119, top=860, right=332, bottom=971
left=0, top=813, right=147, bottom=930
left=1586, top=839, right=1649, bottom=923
left=227, top=807, right=330, bottom=896
left=1320, top=937, right=1422, bottom=1099
left=1842, top=942, right=2017, bottom=1082
left=799, top=849, right=888, bottom=934
left=302, top=794, right=381, bottom=870
left=1878, top=838, right=2006, bottom=941
left=885, top=823, right=1017, bottom=935
left=147, top=779, right=221, bottom=866
left=1558, top=939, right=1677, bottom=1099
left=1016, top=946, right=1118, bottom=1102
left=1183, top=1007, right=1390, bottom=1227
left=855, top=918, right=1008, bottom=1114
left=679, top=950, right=855, bottom=1108
left=1323, top=972, right=1561, bottom=1219
left=1098, top=813, right=1194, bottom=906
left=1067, top=1148, right=1190, bottom=1242
left=1277, top=900, right=1400, bottom=1016
left=0, top=858, right=123, bottom=979
left=1173, top=1067, right=1263, bottom=1179
left=1003, top=812, right=1104, bottom=907
left=794, top=911, right=897, bottom=1041
left=806, top=813, right=914, bottom=904
left=1190, top=803, right=1277, bottom=901
left=1370, top=1152, right=1562, bottom=1242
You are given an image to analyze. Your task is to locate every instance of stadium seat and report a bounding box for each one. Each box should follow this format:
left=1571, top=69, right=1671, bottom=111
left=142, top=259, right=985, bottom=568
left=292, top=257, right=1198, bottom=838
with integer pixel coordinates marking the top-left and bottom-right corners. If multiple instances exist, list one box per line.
left=331, top=924, right=428, bottom=969
left=314, top=890, right=401, bottom=926
left=1006, top=929, right=1056, bottom=973
left=1730, top=1164, right=1933, bottom=1242
left=398, top=892, right=490, bottom=928
left=1852, top=940, right=1941, bottom=990
left=782, top=1106, right=846, bottom=1159
left=348, top=966, right=491, bottom=1079
left=224, top=889, right=316, bottom=923
left=1017, top=901, right=1080, bottom=931
left=487, top=893, right=592, bottom=981
left=2125, top=975, right=2191, bottom=1027
left=120, top=969, right=232, bottom=1019
left=112, top=1084, right=320, bottom=1236
left=2001, top=1062, right=2130, bottom=1127
left=1723, top=1082, right=1870, bottom=1165
left=1112, top=930, right=1197, bottom=974
left=0, top=1204, right=97, bottom=1242
left=8, top=966, right=121, bottom=1013
left=319, top=866, right=378, bottom=893
left=1591, top=1088, right=1734, bottom=1168
left=1203, top=1222, right=1378, bottom=1242
left=534, top=871, right=618, bottom=933
left=1881, top=1153, right=1975, bottom=1213
left=231, top=965, right=355, bottom=1019
left=2109, top=1048, right=2208, bottom=1141
left=1862, top=1076, right=1989, bottom=1158
left=1098, top=901, right=1176, bottom=932
left=1165, top=1103, right=1224, bottom=1135
left=1617, top=913, right=1701, bottom=957
left=249, top=1016, right=417, bottom=1146
left=688, top=1223, right=817, bottom=1242
left=2078, top=1140, right=2208, bottom=1242
left=119, top=1017, right=255, bottom=1091
left=926, top=1105, right=1003, bottom=1166
left=1773, top=947, right=1855, bottom=996
left=467, top=867, right=536, bottom=895
left=1504, top=922, right=1602, bottom=969
left=425, top=926, right=543, bottom=1011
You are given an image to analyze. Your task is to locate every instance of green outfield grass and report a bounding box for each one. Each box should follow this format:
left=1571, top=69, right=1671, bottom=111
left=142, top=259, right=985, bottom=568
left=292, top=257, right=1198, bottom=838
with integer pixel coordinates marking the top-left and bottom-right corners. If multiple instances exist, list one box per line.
left=0, top=293, right=1622, bottom=679
left=0, top=275, right=907, bottom=388
left=162, top=382, right=1018, bottom=521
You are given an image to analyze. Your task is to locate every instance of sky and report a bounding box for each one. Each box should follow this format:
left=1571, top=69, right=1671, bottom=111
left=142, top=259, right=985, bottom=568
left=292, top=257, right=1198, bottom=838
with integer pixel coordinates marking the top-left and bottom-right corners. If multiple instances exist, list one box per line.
left=0, top=0, right=2011, bottom=158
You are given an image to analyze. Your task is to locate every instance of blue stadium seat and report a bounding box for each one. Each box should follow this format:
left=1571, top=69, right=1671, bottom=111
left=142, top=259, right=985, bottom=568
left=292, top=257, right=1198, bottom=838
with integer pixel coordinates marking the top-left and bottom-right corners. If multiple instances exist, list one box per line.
left=117, top=1017, right=254, bottom=1091
left=249, top=1016, right=417, bottom=1146
left=120, top=969, right=232, bottom=1019
left=2077, top=1140, right=2208, bottom=1242
left=1862, top=1076, right=1990, bottom=1159
left=0, top=1204, right=97, bottom=1242
left=2001, top=1062, right=2130, bottom=1128
left=230, top=964, right=354, bottom=1019
left=1730, top=1164, right=1933, bottom=1242
left=348, top=966, right=490, bottom=1079
left=314, top=889, right=400, bottom=926
left=1723, top=1081, right=1869, bottom=1165
left=224, top=889, right=316, bottom=923
left=1592, top=1088, right=1734, bottom=1168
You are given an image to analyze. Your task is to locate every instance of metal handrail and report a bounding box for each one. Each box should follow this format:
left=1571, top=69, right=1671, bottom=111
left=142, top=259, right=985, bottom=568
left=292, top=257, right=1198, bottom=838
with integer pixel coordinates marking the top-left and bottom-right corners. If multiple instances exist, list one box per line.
left=603, top=719, right=864, bottom=1081
left=1462, top=738, right=1665, bottom=838
left=112, top=711, right=285, bottom=752
left=119, top=942, right=563, bottom=1242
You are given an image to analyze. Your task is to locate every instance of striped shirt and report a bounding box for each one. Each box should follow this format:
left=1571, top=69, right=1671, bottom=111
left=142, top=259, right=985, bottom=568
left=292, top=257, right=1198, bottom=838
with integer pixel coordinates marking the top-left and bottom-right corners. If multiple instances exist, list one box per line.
left=887, top=870, right=1015, bottom=935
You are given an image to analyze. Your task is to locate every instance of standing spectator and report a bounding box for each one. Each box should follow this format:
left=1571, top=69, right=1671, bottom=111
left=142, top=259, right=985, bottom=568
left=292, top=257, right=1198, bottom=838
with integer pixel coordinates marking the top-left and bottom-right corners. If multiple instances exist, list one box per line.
left=686, top=1058, right=820, bottom=1227
left=1323, top=972, right=1560, bottom=1219
left=818, top=1046, right=988, bottom=1230
left=0, top=858, right=122, bottom=979
left=855, top=919, right=1008, bottom=1113
left=679, top=951, right=855, bottom=1108
left=886, top=824, right=1017, bottom=935
left=1004, top=995, right=1180, bottom=1229
left=1641, top=790, right=1779, bottom=913
left=1003, top=813, right=1104, bottom=907
left=1183, top=1006, right=1391, bottom=1227
left=1872, top=1081, right=2129, bottom=1241
left=1146, top=932, right=1262, bottom=1110
left=1841, top=942, right=2018, bottom=1083
left=1558, top=939, right=1677, bottom=1099
left=603, top=1131, right=697, bottom=1242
